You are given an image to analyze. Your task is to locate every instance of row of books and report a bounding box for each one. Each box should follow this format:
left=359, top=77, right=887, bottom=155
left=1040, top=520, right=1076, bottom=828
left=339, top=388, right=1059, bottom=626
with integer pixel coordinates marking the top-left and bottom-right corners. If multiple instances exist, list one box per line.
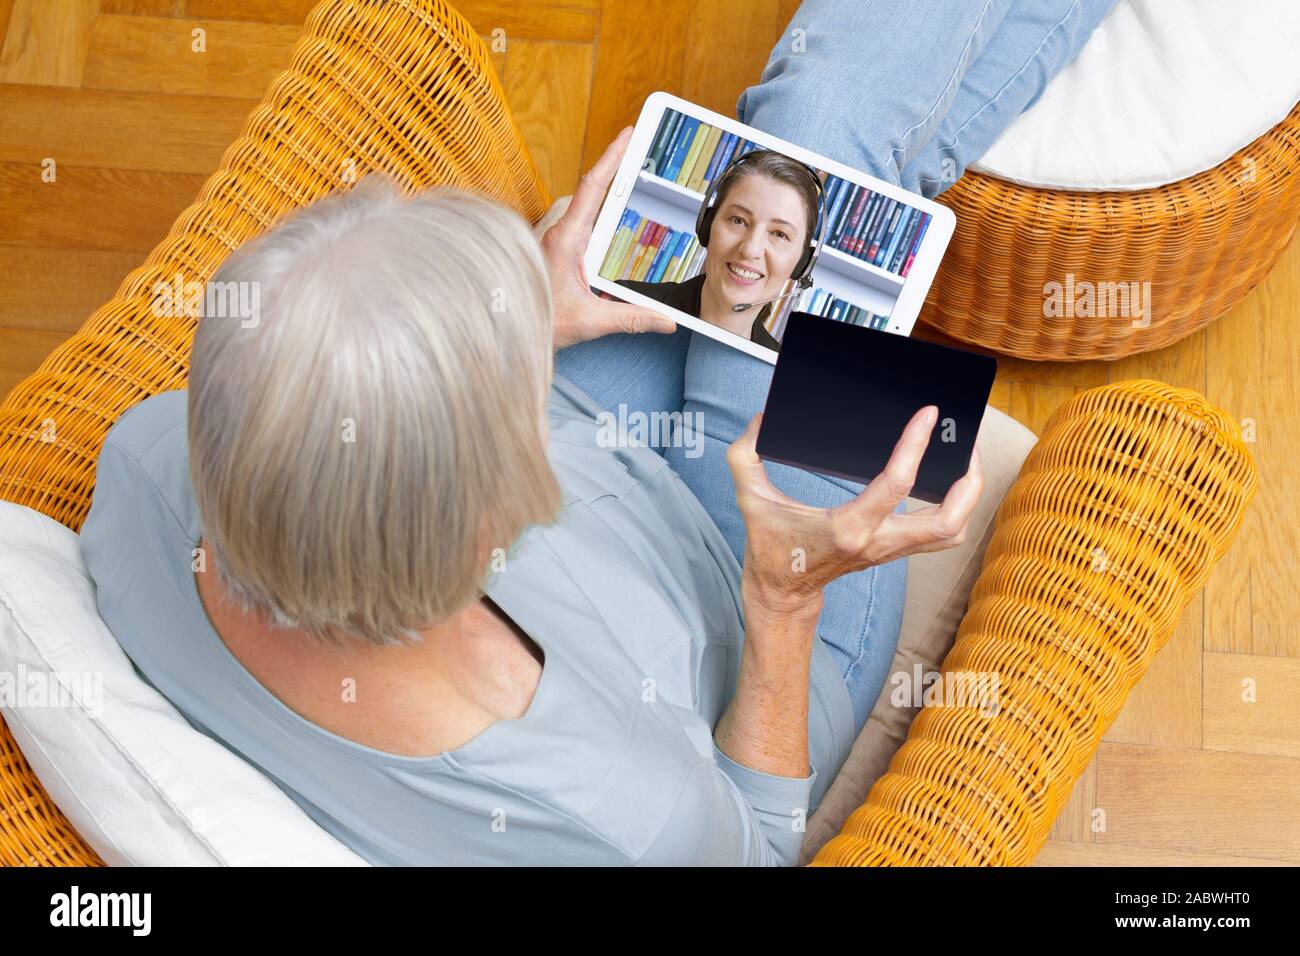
left=598, top=209, right=706, bottom=284
left=642, top=109, right=931, bottom=280
left=822, top=179, right=931, bottom=278
left=765, top=284, right=890, bottom=341
left=642, top=109, right=760, bottom=195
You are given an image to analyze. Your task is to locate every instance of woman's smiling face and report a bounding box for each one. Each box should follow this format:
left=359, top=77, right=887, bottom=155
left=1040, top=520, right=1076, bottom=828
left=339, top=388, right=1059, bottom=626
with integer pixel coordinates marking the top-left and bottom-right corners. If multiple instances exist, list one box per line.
left=703, top=173, right=809, bottom=312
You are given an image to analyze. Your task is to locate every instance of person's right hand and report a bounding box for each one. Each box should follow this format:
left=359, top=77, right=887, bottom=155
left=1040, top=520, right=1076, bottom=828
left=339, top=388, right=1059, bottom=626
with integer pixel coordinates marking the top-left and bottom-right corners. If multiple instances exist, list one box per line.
left=726, top=405, right=983, bottom=615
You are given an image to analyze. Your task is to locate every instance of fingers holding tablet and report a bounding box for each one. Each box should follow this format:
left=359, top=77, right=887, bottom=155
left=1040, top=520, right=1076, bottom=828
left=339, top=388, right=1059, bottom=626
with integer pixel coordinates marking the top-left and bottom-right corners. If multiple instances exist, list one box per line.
left=755, top=311, right=997, bottom=505
left=543, top=127, right=677, bottom=348
left=846, top=404, right=939, bottom=518
left=569, top=126, right=634, bottom=241
left=833, top=405, right=983, bottom=564
left=727, top=405, right=983, bottom=611
left=874, top=444, right=984, bottom=559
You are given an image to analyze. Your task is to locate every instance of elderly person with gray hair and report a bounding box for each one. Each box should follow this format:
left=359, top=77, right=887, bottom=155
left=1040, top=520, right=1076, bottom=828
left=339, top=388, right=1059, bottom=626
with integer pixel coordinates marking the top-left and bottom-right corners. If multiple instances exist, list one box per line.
left=79, top=127, right=981, bottom=865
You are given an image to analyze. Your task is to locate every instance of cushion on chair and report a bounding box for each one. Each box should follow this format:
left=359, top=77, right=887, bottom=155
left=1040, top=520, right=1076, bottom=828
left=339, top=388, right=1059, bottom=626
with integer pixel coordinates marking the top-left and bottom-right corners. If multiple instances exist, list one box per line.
left=971, top=0, right=1300, bottom=191
left=0, top=500, right=368, bottom=866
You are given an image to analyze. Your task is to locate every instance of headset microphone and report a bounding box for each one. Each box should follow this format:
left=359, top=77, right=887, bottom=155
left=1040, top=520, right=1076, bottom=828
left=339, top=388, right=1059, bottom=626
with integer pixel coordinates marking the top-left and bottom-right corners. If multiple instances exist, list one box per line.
left=731, top=275, right=813, bottom=313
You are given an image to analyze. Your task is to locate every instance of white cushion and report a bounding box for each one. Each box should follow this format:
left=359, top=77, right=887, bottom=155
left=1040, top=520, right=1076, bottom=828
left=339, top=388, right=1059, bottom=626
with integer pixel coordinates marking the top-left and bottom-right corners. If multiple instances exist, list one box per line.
left=0, top=500, right=368, bottom=866
left=971, top=0, right=1300, bottom=191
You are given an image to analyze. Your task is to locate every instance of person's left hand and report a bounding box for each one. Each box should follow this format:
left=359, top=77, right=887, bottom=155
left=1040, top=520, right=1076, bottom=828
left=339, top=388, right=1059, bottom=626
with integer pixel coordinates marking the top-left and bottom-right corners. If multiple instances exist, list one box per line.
left=541, top=126, right=677, bottom=349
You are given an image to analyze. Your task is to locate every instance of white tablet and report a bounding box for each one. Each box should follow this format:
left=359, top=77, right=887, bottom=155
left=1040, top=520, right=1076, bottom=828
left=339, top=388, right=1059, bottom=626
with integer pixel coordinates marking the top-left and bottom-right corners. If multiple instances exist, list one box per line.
left=584, top=91, right=957, bottom=363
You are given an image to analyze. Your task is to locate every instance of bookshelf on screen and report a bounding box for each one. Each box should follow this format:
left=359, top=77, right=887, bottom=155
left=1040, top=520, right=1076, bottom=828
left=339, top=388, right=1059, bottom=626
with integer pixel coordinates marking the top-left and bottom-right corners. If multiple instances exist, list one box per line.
left=599, top=108, right=933, bottom=342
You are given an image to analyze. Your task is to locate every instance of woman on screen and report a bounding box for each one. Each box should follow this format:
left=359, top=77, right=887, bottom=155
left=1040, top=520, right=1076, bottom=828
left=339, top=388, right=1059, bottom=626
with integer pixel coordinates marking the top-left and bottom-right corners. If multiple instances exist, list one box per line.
left=618, top=149, right=822, bottom=351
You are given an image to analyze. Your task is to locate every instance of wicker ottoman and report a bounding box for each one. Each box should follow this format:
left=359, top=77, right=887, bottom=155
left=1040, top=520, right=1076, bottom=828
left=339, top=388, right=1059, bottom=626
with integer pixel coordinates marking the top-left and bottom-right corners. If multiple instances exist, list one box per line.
left=919, top=0, right=1300, bottom=361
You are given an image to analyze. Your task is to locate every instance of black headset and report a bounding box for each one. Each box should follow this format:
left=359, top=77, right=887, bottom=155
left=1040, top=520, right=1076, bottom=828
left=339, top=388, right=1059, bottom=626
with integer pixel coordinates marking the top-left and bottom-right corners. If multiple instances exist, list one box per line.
left=694, top=149, right=828, bottom=284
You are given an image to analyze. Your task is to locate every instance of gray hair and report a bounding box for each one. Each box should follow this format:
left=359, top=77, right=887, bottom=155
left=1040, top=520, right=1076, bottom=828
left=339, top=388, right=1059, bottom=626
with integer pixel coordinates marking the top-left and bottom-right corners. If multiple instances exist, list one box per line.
left=187, top=174, right=561, bottom=646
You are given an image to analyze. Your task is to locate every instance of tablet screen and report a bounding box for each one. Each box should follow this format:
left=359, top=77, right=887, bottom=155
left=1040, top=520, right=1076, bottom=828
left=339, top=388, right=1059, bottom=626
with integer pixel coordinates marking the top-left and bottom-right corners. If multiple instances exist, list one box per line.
left=756, top=312, right=997, bottom=504
left=592, top=101, right=946, bottom=355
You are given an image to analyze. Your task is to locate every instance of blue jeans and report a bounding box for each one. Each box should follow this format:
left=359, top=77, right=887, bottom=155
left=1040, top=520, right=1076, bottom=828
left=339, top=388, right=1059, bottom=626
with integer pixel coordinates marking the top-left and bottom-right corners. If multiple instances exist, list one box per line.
left=560, top=0, right=1116, bottom=730
left=737, top=0, right=1118, bottom=198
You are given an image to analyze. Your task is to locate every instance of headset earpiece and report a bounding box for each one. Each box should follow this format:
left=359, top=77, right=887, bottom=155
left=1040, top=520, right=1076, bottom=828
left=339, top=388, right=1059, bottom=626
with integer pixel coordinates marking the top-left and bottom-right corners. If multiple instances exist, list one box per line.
left=694, top=178, right=723, bottom=249
left=792, top=170, right=827, bottom=282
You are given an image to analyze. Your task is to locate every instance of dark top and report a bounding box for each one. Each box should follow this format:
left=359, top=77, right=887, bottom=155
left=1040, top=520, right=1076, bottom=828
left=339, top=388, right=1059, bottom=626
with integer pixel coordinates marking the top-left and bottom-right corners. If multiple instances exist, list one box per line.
left=617, top=273, right=781, bottom=351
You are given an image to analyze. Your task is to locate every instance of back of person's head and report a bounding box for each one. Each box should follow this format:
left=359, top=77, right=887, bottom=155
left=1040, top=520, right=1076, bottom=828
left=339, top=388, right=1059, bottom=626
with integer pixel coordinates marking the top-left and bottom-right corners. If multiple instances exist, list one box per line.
left=187, top=174, right=561, bottom=647
left=713, top=149, right=820, bottom=242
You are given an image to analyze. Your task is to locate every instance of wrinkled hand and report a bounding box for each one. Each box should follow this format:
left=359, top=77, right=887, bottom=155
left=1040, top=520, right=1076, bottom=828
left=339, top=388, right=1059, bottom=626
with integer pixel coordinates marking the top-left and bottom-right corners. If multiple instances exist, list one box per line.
left=727, top=405, right=984, bottom=614
left=541, top=127, right=677, bottom=349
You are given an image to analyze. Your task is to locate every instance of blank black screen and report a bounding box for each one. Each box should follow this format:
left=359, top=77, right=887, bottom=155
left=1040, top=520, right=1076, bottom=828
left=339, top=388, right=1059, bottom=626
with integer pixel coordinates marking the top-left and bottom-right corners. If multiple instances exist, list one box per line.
left=756, top=312, right=997, bottom=504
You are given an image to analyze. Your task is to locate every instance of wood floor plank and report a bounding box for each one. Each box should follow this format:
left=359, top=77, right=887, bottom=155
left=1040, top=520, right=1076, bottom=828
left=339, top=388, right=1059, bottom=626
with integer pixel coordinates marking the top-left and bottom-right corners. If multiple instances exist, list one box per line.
left=497, top=38, right=593, bottom=202
left=1103, top=592, right=1203, bottom=750
left=582, top=0, right=691, bottom=170
left=776, top=0, right=803, bottom=32
left=450, top=0, right=598, bottom=42
left=0, top=0, right=14, bottom=52
left=1206, top=236, right=1300, bottom=659
left=1002, top=381, right=1082, bottom=436
left=0, top=326, right=74, bottom=402
left=0, top=0, right=99, bottom=87
left=678, top=0, right=784, bottom=120
left=987, top=353, right=1111, bottom=389
left=100, top=0, right=184, bottom=15
left=1048, top=753, right=1099, bottom=844
left=1095, top=742, right=1300, bottom=862
left=0, top=83, right=254, bottom=174
left=1033, top=839, right=1287, bottom=866
left=0, top=244, right=140, bottom=333
left=1109, top=322, right=1206, bottom=393
left=81, top=13, right=298, bottom=99
left=1203, top=651, right=1300, bottom=759
left=183, top=0, right=316, bottom=23
left=187, top=0, right=598, bottom=41
left=0, top=162, right=205, bottom=253
left=987, top=378, right=1012, bottom=421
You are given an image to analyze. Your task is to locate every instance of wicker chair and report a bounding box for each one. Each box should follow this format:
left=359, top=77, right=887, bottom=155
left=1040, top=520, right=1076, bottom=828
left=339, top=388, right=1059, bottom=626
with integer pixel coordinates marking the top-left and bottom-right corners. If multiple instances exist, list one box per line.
left=0, top=0, right=1257, bottom=866
left=919, top=102, right=1300, bottom=361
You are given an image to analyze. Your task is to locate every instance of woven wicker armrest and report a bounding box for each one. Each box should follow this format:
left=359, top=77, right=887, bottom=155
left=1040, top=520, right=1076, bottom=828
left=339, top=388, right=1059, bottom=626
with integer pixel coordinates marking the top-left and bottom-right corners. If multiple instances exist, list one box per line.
left=811, top=380, right=1257, bottom=866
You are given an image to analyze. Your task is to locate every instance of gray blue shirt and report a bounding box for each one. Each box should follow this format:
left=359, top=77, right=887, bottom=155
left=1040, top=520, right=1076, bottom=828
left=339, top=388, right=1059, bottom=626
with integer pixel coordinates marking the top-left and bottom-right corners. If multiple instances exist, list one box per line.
left=79, top=376, right=856, bottom=865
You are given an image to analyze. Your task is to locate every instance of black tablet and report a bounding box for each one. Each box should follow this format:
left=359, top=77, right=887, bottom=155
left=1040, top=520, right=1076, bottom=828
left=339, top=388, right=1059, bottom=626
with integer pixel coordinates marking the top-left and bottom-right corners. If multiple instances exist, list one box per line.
left=756, top=312, right=997, bottom=504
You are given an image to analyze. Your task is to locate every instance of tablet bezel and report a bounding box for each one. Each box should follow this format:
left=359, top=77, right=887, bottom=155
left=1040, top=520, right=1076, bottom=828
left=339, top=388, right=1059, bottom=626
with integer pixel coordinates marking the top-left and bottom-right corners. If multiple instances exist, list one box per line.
left=584, top=90, right=957, bottom=364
